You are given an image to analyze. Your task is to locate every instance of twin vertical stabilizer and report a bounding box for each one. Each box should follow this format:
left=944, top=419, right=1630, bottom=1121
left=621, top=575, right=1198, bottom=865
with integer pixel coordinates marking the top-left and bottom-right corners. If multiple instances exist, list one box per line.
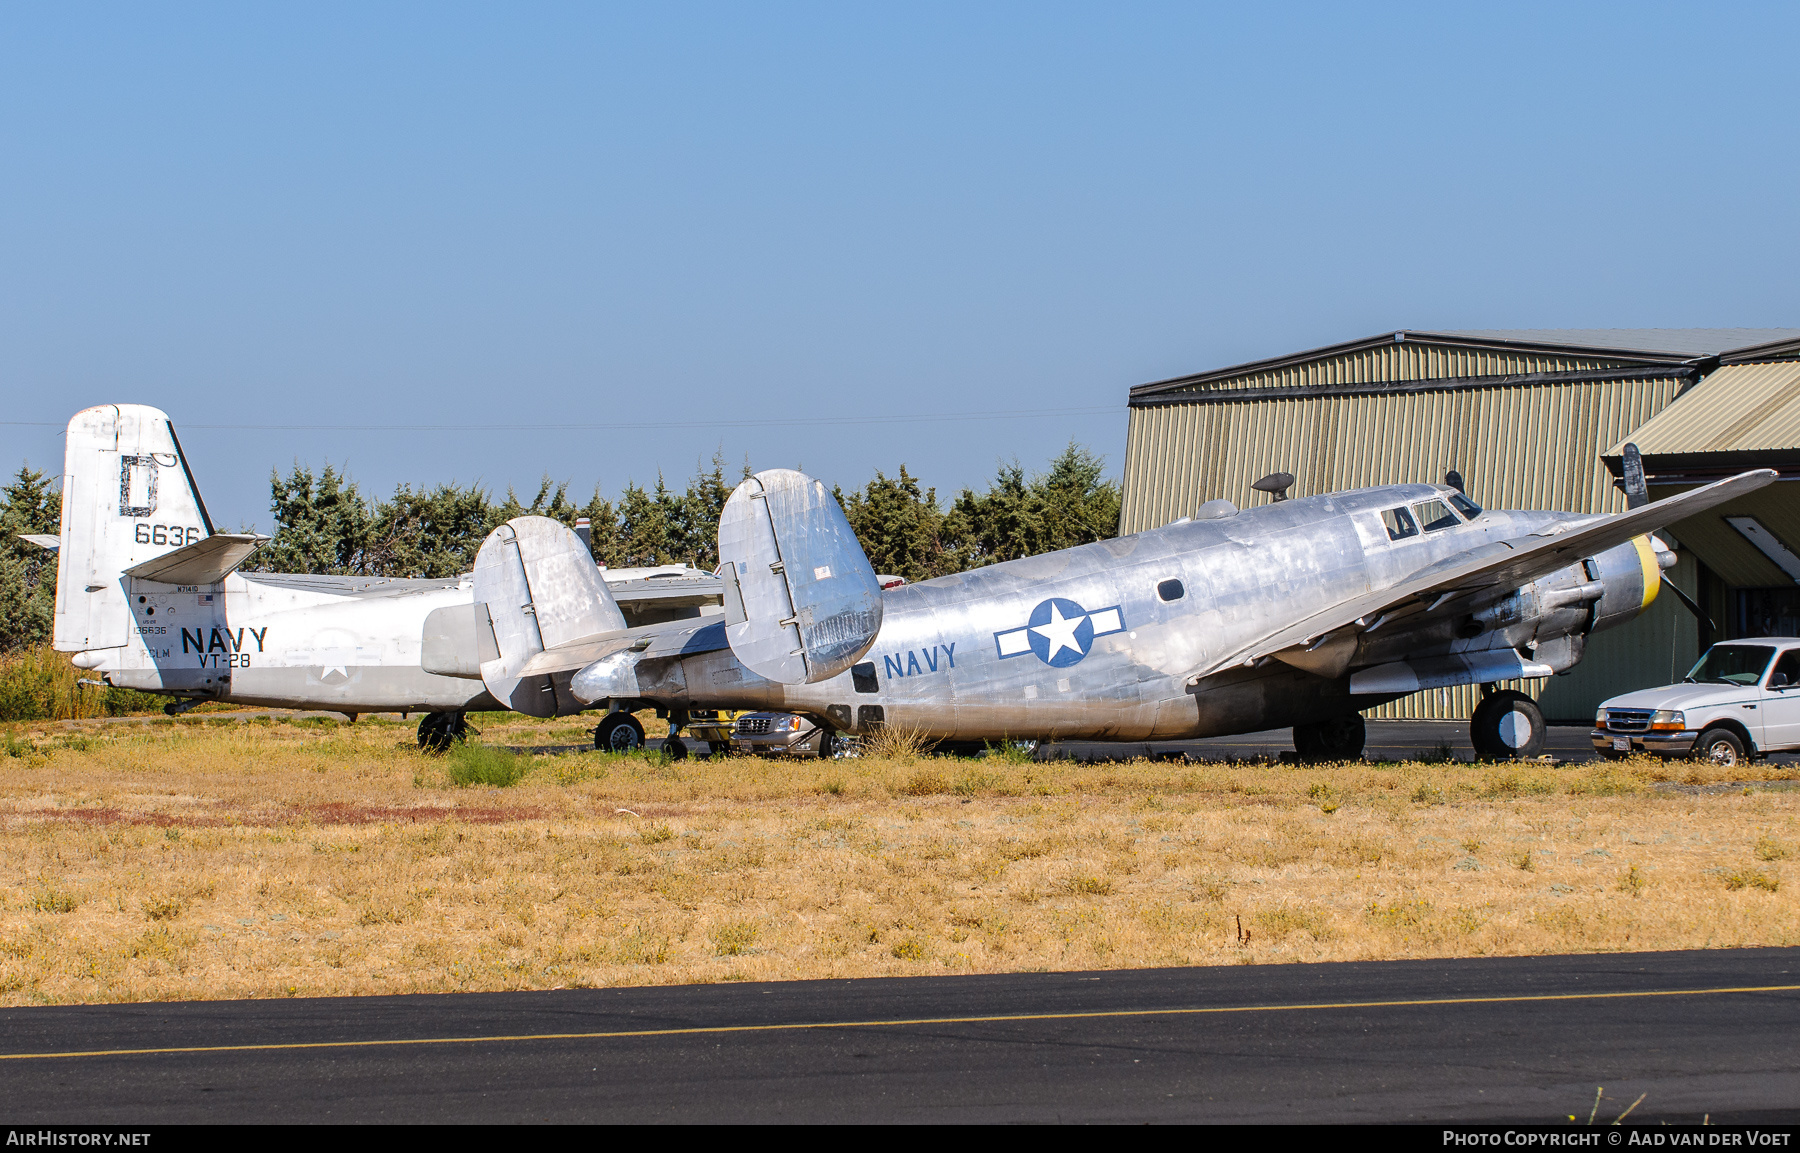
left=717, top=469, right=883, bottom=685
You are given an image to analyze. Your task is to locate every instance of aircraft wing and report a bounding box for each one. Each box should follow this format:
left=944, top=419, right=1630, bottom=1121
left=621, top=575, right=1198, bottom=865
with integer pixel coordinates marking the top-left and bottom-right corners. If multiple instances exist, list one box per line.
left=604, top=574, right=723, bottom=611
left=1196, top=469, right=1776, bottom=681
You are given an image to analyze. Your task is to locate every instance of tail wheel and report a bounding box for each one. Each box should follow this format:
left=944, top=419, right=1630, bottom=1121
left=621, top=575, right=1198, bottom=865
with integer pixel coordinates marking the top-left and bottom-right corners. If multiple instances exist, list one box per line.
left=593, top=713, right=646, bottom=753
left=662, top=736, right=688, bottom=761
left=1471, top=691, right=1545, bottom=760
left=1694, top=727, right=1746, bottom=769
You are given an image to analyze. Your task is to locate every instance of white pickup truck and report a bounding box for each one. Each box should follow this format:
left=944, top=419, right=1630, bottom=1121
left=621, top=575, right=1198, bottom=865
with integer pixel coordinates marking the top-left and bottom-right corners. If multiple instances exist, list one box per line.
left=1592, top=639, right=1800, bottom=768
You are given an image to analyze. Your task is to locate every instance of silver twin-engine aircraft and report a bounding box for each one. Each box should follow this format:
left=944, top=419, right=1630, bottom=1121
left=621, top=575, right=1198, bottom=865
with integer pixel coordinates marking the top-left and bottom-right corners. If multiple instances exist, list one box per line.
left=38, top=404, right=722, bottom=748
left=484, top=455, right=1772, bottom=761
left=42, top=403, right=1773, bottom=760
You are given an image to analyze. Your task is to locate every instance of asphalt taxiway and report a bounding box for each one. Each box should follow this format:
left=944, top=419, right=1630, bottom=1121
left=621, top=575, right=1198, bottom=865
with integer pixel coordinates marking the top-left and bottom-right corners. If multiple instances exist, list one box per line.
left=4, top=948, right=1797, bottom=1123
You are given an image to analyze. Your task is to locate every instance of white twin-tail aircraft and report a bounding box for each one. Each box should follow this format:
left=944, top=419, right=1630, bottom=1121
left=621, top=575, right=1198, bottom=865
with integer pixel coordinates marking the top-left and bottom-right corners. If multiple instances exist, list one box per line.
left=39, top=403, right=1772, bottom=760
left=35, top=404, right=720, bottom=748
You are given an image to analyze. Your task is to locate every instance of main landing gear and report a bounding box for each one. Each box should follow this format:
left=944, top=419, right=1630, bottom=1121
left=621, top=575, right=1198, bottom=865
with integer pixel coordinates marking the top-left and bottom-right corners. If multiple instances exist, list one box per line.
left=1292, top=713, right=1366, bottom=761
left=417, top=711, right=470, bottom=752
left=593, top=712, right=648, bottom=754
left=1470, top=688, right=1545, bottom=760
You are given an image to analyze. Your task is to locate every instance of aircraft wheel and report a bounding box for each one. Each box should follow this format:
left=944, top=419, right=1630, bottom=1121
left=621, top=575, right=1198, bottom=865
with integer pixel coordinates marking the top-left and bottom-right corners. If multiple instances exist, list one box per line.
left=417, top=711, right=463, bottom=753
left=663, top=736, right=688, bottom=761
left=1470, top=691, right=1544, bottom=760
left=1292, top=722, right=1326, bottom=761
left=1315, top=713, right=1366, bottom=760
left=1693, top=726, right=1745, bottom=769
left=708, top=740, right=732, bottom=757
left=593, top=713, right=646, bottom=753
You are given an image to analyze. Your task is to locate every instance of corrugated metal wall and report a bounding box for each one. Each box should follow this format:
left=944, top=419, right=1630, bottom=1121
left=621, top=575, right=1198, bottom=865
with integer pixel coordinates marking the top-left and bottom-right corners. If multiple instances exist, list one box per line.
left=1120, top=372, right=1684, bottom=721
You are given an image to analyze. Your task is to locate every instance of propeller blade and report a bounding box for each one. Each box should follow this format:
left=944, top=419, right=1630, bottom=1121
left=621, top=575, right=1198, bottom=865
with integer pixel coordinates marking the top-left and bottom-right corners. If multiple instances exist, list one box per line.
left=1661, top=573, right=1715, bottom=633
left=1622, top=443, right=1649, bottom=510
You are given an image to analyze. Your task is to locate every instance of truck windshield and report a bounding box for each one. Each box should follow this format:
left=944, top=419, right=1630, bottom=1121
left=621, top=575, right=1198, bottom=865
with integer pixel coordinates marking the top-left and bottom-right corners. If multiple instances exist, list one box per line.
left=1686, top=644, right=1775, bottom=686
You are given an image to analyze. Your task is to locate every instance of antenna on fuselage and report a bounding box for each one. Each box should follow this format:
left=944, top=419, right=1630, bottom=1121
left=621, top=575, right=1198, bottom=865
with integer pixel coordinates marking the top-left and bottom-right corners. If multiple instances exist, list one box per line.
left=1250, top=472, right=1295, bottom=502
left=1445, top=470, right=1466, bottom=495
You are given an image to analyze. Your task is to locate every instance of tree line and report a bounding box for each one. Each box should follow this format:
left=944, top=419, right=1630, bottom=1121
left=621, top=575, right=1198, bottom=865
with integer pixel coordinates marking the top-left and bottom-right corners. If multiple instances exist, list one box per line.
left=0, top=444, right=1120, bottom=653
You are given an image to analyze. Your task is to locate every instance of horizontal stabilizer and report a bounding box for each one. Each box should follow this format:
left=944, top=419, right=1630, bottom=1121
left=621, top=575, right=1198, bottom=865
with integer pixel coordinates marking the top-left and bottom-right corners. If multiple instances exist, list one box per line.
left=18, top=534, right=58, bottom=551
left=124, top=533, right=268, bottom=585
left=717, top=469, right=883, bottom=685
left=473, top=516, right=627, bottom=716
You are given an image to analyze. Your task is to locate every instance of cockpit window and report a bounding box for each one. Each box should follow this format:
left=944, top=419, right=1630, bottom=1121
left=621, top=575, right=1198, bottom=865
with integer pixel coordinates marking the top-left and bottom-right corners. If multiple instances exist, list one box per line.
left=1449, top=493, right=1482, bottom=519
left=1686, top=644, right=1775, bottom=686
left=1381, top=507, right=1418, bottom=541
left=1413, top=499, right=1460, bottom=532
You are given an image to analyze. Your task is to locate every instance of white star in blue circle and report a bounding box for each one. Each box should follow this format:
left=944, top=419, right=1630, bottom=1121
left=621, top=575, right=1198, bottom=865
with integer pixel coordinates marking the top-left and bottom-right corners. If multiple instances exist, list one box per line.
left=993, top=599, right=1127, bottom=668
left=1028, top=598, right=1094, bottom=668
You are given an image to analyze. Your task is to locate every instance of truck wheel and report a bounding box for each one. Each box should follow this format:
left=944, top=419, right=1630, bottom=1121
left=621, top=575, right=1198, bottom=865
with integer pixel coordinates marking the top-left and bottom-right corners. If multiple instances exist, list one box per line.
left=1471, top=691, right=1545, bottom=760
left=594, top=713, right=645, bottom=753
left=1694, top=727, right=1745, bottom=769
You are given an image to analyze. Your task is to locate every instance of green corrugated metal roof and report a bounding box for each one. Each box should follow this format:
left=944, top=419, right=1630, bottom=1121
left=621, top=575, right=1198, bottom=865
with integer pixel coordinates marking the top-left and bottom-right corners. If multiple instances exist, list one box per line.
left=1610, top=361, right=1800, bottom=456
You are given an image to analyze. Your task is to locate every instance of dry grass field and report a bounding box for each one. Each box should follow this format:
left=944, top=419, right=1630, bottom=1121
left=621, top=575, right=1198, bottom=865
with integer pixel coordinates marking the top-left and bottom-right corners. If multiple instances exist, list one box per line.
left=0, top=711, right=1795, bottom=1006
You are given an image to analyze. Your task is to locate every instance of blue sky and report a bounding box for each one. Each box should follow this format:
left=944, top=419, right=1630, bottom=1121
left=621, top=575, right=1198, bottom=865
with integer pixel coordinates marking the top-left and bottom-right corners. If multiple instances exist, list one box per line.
left=3, top=3, right=1796, bottom=529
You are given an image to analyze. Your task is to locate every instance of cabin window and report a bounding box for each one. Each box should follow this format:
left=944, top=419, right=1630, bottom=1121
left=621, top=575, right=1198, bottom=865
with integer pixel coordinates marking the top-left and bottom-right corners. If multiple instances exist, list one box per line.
left=1381, top=507, right=1419, bottom=540
left=851, top=662, right=878, bottom=694
left=1157, top=578, right=1185, bottom=602
left=1413, top=499, right=1460, bottom=532
left=1449, top=493, right=1482, bottom=520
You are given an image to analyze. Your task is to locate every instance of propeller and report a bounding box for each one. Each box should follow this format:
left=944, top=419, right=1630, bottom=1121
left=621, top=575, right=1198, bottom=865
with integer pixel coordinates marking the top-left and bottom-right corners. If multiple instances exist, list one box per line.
left=1251, top=472, right=1295, bottom=502
left=1621, top=443, right=1649, bottom=510
left=1661, top=574, right=1716, bottom=634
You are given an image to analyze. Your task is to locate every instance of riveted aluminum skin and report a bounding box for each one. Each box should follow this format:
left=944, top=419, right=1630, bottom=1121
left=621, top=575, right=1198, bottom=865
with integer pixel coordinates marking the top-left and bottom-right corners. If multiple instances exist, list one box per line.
left=473, top=517, right=626, bottom=717
left=567, top=471, right=1767, bottom=743
left=717, top=469, right=883, bottom=684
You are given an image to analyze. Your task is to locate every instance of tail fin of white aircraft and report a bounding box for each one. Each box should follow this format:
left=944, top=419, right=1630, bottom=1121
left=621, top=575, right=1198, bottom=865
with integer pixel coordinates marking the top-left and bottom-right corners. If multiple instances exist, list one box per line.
left=53, top=405, right=219, bottom=652
left=473, top=515, right=628, bottom=716
left=717, top=468, right=882, bottom=685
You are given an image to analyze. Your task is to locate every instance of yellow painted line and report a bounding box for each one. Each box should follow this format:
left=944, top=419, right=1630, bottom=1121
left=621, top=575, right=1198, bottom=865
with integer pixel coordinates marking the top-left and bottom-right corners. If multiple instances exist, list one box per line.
left=2, top=983, right=1797, bottom=1063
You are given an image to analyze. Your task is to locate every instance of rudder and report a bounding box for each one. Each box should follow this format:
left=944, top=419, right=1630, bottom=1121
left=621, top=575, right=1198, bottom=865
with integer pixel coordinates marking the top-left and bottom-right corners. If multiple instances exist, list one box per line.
left=54, top=405, right=216, bottom=652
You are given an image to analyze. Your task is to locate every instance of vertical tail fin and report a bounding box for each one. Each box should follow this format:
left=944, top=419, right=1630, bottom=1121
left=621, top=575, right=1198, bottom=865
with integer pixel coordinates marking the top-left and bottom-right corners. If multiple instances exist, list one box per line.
left=54, top=405, right=215, bottom=652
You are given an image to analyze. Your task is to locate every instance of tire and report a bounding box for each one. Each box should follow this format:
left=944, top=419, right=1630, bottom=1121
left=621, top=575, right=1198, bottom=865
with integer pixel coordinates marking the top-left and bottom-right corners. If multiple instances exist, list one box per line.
left=593, top=713, right=646, bottom=753
left=1292, top=722, right=1326, bottom=760
left=417, top=711, right=463, bottom=753
left=1694, top=726, right=1746, bottom=769
left=816, top=729, right=836, bottom=759
left=662, top=736, right=688, bottom=761
left=1470, top=690, right=1545, bottom=760
left=1316, top=713, right=1366, bottom=760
